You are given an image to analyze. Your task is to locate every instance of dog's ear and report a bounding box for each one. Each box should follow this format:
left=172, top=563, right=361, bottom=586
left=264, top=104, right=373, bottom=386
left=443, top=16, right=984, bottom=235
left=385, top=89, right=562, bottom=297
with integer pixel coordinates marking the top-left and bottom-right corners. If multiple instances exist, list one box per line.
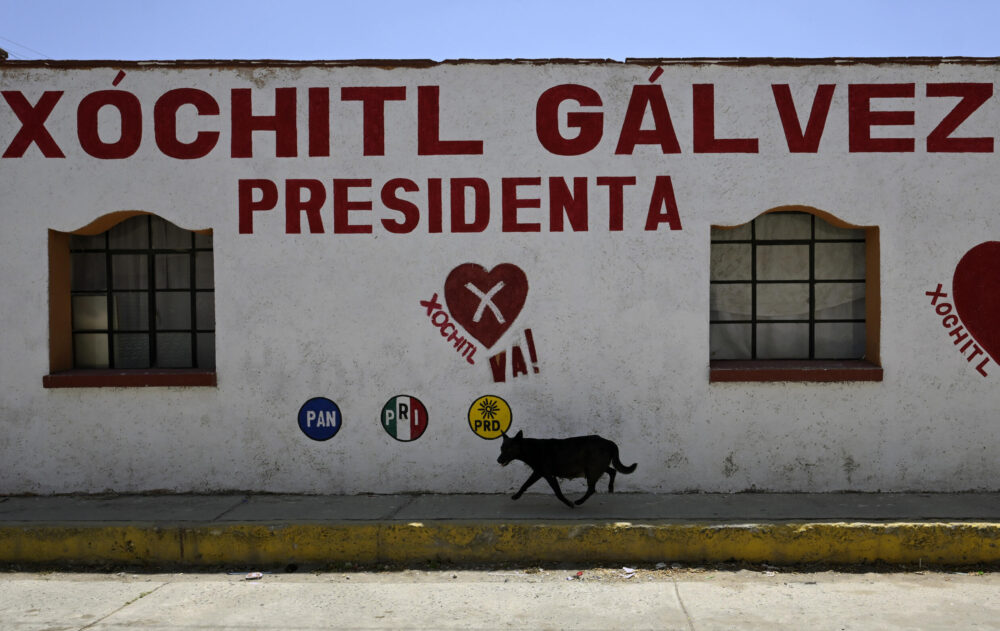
left=514, top=430, right=523, bottom=439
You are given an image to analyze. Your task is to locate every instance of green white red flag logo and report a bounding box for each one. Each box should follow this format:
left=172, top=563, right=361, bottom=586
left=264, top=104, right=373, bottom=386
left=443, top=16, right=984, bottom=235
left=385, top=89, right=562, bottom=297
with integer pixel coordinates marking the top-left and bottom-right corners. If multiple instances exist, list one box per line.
left=381, top=395, right=429, bottom=442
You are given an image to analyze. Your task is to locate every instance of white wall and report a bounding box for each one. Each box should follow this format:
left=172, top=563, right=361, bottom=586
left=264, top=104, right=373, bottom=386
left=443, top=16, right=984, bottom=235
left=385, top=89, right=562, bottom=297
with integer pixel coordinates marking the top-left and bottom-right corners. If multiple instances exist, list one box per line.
left=1, top=59, right=998, bottom=494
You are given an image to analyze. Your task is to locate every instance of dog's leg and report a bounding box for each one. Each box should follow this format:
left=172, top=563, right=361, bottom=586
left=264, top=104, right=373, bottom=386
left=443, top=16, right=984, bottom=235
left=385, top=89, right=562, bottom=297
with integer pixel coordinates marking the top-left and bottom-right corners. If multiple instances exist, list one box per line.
left=543, top=475, right=575, bottom=508
left=574, top=483, right=596, bottom=505
left=576, top=467, right=605, bottom=505
left=606, top=468, right=617, bottom=493
left=512, top=471, right=542, bottom=500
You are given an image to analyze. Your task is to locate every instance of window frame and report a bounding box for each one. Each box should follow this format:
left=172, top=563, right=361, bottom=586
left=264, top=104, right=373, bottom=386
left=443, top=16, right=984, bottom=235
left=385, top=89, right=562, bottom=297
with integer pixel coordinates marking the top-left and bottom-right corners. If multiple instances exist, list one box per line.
left=45, top=211, right=217, bottom=388
left=709, top=206, right=882, bottom=383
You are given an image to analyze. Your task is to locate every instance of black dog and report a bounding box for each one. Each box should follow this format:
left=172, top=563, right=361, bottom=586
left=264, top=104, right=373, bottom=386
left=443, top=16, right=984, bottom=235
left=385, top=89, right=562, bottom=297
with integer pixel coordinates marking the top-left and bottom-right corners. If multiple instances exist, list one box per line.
left=497, top=430, right=637, bottom=507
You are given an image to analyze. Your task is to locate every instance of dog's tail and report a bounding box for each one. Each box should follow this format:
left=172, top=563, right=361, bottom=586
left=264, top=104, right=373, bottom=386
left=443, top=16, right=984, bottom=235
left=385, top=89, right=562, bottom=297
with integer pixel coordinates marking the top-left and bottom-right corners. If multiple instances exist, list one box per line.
left=611, top=445, right=637, bottom=474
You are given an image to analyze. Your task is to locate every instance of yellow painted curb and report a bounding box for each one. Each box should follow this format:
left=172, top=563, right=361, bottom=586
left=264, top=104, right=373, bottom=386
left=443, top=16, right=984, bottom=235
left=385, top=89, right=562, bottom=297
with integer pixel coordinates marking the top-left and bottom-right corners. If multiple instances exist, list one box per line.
left=1, top=522, right=998, bottom=566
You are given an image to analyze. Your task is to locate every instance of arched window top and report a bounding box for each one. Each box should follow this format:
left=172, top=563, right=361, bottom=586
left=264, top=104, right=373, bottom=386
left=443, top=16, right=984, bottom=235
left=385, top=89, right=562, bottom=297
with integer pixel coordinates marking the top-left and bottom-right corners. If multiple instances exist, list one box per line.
left=60, top=210, right=211, bottom=237
left=712, top=205, right=874, bottom=234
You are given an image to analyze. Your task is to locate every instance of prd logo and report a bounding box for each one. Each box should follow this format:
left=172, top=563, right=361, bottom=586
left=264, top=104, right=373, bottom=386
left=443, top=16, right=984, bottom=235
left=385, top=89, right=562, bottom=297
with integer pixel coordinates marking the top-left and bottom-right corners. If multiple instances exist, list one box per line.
left=381, top=395, right=429, bottom=442
left=468, top=395, right=512, bottom=439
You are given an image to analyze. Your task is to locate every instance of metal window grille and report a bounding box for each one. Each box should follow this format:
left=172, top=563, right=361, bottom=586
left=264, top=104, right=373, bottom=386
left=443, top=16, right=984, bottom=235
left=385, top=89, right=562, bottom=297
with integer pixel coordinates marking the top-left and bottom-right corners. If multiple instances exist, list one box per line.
left=710, top=211, right=866, bottom=360
left=69, top=215, right=215, bottom=369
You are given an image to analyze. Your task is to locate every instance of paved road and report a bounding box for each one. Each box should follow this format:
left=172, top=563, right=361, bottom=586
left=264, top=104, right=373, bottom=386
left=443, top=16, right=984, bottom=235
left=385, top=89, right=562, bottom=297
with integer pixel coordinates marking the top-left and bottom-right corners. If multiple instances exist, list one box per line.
left=2, top=566, right=998, bottom=630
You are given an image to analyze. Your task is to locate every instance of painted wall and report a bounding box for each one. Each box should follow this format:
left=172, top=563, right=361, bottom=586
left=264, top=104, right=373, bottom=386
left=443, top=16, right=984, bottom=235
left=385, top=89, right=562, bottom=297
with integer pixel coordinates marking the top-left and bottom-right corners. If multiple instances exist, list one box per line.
left=1, top=59, right=998, bottom=495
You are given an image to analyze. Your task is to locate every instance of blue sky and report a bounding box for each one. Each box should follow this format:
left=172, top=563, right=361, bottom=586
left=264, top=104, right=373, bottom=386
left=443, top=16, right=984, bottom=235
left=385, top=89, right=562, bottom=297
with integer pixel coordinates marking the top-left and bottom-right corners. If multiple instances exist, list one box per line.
left=2, top=0, right=999, bottom=61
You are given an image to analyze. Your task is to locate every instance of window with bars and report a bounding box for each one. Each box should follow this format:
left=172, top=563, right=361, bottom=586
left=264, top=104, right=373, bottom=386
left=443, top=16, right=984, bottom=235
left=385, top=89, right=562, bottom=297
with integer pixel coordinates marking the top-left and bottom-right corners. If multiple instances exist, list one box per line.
left=710, top=211, right=867, bottom=361
left=69, top=214, right=215, bottom=370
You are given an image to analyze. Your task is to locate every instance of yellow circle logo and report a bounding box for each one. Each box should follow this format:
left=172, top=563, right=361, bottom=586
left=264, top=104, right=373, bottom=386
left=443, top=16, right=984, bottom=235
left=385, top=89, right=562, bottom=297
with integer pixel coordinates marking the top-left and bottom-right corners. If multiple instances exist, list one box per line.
left=468, top=395, right=512, bottom=439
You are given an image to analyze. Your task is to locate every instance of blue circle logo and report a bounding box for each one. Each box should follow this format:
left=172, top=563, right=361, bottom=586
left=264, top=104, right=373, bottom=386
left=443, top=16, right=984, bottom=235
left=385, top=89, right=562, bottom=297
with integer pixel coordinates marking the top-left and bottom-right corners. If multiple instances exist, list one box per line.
left=298, top=397, right=342, bottom=441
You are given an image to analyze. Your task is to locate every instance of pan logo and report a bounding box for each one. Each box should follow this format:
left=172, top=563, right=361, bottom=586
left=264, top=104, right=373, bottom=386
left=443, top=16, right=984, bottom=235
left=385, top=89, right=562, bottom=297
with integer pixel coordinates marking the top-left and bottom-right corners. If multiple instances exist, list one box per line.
left=297, top=397, right=342, bottom=441
left=381, top=395, right=429, bottom=442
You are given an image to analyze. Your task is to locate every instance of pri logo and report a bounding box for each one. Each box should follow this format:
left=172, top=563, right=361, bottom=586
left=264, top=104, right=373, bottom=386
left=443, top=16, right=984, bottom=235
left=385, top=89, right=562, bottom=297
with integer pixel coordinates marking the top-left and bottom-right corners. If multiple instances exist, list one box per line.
left=381, top=395, right=428, bottom=442
left=445, top=263, right=528, bottom=349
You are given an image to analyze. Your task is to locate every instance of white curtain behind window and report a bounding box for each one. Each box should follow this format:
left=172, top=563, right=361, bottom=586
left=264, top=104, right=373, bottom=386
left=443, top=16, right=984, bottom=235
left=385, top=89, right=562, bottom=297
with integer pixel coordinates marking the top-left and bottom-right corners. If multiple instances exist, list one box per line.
left=710, top=212, right=866, bottom=360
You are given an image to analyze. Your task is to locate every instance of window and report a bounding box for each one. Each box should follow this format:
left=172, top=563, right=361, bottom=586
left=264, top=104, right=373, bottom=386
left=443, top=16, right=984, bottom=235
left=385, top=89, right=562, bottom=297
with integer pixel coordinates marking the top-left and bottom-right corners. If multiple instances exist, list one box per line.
left=45, top=212, right=216, bottom=387
left=709, top=208, right=881, bottom=382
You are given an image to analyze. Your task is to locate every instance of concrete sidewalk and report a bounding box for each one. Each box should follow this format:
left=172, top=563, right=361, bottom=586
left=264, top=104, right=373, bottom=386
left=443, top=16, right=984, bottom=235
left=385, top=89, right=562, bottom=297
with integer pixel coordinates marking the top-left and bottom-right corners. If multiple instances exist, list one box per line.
left=2, top=493, right=999, bottom=568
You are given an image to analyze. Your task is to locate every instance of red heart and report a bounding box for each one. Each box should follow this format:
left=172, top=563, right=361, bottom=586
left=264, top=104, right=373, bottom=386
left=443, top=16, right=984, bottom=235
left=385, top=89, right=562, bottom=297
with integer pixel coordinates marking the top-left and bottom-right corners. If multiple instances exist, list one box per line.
left=445, top=263, right=528, bottom=349
left=953, top=241, right=1000, bottom=363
